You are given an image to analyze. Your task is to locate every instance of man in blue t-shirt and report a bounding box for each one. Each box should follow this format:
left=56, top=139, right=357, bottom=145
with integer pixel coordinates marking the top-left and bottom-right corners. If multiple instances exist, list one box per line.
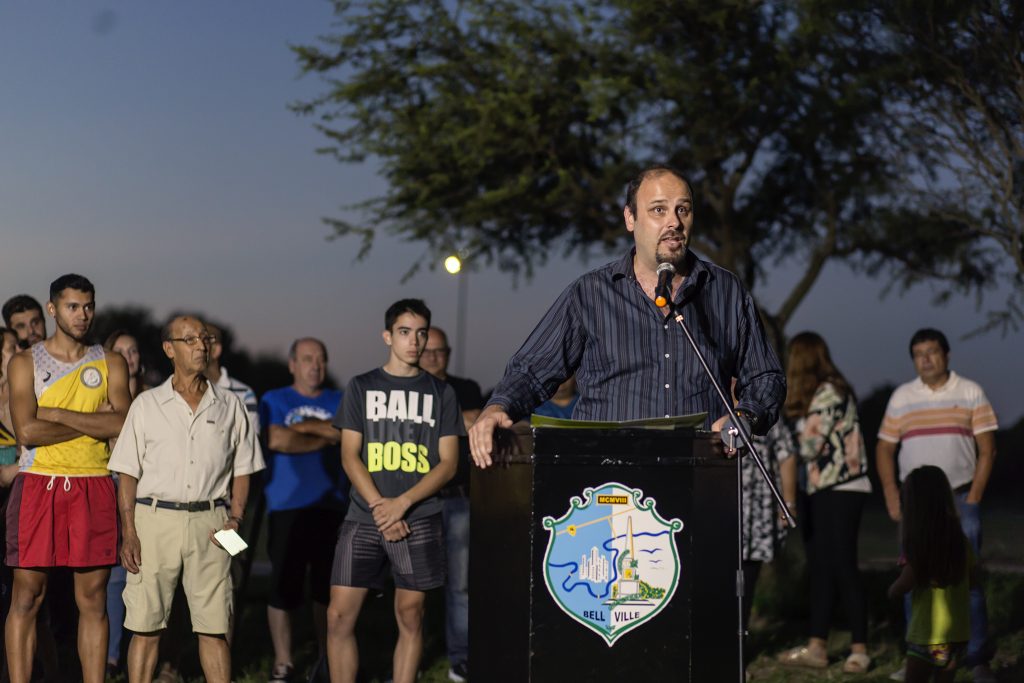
left=259, top=337, right=346, bottom=683
left=533, top=375, right=580, bottom=420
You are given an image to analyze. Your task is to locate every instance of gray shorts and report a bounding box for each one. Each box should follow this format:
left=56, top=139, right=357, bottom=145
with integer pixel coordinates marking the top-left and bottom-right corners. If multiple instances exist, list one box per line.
left=330, top=514, right=445, bottom=592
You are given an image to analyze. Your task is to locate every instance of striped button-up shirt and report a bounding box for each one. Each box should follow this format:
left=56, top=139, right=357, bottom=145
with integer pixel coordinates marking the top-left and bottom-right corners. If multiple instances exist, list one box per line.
left=487, top=249, right=785, bottom=432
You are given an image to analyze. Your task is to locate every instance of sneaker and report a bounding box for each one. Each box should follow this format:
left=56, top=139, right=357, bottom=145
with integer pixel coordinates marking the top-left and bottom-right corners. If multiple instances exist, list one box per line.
left=270, top=663, right=295, bottom=683
left=972, top=664, right=997, bottom=683
left=888, top=663, right=905, bottom=681
left=448, top=662, right=469, bottom=682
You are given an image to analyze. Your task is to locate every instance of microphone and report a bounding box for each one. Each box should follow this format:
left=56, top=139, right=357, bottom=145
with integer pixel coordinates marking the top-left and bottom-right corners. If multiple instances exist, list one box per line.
left=654, top=262, right=676, bottom=308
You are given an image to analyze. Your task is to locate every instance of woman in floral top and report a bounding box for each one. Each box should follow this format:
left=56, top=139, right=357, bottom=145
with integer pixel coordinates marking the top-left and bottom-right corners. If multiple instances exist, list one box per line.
left=776, top=332, right=872, bottom=674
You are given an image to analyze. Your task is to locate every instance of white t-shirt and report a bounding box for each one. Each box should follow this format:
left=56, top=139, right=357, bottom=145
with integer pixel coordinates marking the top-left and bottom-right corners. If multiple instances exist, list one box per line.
left=878, top=372, right=998, bottom=489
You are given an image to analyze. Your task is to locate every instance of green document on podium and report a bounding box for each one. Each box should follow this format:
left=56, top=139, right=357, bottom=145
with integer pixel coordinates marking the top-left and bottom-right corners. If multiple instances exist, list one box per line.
left=529, top=412, right=708, bottom=430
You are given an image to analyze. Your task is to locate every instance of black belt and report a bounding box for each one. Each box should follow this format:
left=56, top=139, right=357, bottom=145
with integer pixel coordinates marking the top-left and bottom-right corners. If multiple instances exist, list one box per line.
left=136, top=497, right=227, bottom=512
left=953, top=481, right=973, bottom=495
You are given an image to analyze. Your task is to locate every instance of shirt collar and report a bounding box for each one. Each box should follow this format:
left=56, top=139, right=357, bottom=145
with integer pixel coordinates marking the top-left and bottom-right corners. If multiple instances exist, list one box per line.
left=913, top=370, right=959, bottom=394
left=610, top=249, right=637, bottom=281
left=610, top=248, right=710, bottom=287
left=154, top=376, right=177, bottom=404
left=153, top=374, right=220, bottom=406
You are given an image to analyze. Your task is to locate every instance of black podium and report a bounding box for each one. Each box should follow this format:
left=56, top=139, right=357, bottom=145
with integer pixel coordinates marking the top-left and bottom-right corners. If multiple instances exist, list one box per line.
left=469, top=427, right=738, bottom=682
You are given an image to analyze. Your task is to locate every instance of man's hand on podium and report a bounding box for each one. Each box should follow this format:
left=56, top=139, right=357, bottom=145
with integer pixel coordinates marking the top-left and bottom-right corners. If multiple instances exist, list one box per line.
left=711, top=413, right=751, bottom=458
left=468, top=405, right=514, bottom=469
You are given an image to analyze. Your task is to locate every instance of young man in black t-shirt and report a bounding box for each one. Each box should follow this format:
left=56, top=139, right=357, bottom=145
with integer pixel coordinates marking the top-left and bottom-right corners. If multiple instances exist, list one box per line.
left=327, top=299, right=462, bottom=683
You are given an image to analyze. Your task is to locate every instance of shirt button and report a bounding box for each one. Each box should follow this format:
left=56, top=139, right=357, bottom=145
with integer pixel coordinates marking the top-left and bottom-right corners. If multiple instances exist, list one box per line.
left=665, top=414, right=671, bottom=418
left=190, top=460, right=195, bottom=464
left=665, top=353, right=670, bottom=358
left=664, top=384, right=670, bottom=389
left=187, top=484, right=191, bottom=488
left=663, top=324, right=668, bottom=330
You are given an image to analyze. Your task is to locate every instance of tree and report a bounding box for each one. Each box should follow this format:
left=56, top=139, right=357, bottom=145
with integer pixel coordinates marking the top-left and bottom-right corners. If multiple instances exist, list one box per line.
left=858, top=1, right=1024, bottom=334
left=292, top=0, right=941, bottom=345
left=90, top=306, right=304, bottom=397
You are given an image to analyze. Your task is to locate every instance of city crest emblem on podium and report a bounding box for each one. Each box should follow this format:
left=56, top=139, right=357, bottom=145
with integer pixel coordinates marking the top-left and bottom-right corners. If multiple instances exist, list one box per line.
left=542, top=482, right=684, bottom=646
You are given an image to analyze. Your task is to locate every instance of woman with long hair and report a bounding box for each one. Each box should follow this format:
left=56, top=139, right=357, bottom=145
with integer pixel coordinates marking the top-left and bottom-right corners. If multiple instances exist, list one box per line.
left=776, top=332, right=872, bottom=673
left=104, top=329, right=149, bottom=399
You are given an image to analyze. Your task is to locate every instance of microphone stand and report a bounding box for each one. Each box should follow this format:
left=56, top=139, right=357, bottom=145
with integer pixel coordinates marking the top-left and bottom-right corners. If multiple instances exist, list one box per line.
left=664, top=299, right=795, bottom=683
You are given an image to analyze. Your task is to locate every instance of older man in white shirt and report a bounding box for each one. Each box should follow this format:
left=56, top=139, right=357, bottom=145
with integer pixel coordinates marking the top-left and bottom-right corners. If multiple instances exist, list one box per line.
left=108, top=315, right=264, bottom=683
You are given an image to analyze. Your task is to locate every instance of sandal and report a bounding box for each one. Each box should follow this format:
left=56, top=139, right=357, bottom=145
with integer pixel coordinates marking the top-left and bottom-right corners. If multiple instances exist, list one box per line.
left=154, top=663, right=183, bottom=683
left=776, top=645, right=828, bottom=669
left=843, top=652, right=872, bottom=673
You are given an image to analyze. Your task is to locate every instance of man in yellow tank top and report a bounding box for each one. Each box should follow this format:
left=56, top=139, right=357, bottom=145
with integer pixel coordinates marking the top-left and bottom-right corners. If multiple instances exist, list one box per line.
left=6, top=274, right=131, bottom=683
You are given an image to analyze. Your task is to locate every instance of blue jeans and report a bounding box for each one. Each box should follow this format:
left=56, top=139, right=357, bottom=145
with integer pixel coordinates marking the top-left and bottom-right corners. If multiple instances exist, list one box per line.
left=442, top=495, right=470, bottom=667
left=903, top=492, right=988, bottom=665
left=106, top=564, right=127, bottom=664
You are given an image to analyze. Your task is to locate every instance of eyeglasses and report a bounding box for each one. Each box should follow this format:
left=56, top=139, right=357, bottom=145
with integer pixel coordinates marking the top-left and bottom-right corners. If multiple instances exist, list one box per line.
left=168, top=335, right=216, bottom=347
left=421, top=348, right=450, bottom=357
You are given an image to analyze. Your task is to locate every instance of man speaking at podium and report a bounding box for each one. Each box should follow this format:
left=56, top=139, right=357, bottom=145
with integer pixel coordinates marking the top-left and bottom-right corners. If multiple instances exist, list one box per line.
left=469, top=165, right=785, bottom=466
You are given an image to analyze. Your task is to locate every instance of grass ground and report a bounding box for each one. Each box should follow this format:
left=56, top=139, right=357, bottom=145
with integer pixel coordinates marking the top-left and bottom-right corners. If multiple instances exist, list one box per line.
left=94, top=496, right=1021, bottom=682
left=742, top=549, right=1024, bottom=682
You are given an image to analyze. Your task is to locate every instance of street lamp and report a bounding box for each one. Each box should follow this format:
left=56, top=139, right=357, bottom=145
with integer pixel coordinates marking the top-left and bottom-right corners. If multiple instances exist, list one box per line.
left=444, top=255, right=462, bottom=275
left=445, top=253, right=468, bottom=375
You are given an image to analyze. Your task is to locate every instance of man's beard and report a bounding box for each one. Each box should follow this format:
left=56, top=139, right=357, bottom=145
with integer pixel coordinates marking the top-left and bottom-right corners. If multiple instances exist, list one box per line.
left=656, top=244, right=688, bottom=269
left=55, top=317, right=90, bottom=343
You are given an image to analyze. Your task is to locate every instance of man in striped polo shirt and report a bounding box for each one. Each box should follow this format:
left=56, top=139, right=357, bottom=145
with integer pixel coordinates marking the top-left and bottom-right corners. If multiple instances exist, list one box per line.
left=876, top=328, right=998, bottom=682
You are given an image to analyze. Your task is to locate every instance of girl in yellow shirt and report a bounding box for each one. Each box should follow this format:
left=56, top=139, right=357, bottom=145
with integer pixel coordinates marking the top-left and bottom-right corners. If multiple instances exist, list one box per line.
left=888, top=465, right=978, bottom=682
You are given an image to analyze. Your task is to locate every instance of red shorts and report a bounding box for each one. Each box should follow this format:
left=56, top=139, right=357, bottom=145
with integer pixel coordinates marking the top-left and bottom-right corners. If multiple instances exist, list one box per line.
left=5, top=473, right=118, bottom=568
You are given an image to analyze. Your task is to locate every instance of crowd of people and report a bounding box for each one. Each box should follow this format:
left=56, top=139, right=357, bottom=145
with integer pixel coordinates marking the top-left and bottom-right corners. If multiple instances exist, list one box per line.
left=0, top=165, right=1003, bottom=683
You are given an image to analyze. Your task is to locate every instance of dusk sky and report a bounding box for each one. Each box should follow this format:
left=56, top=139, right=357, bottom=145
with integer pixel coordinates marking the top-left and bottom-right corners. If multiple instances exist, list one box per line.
left=2, top=2, right=1020, bottom=424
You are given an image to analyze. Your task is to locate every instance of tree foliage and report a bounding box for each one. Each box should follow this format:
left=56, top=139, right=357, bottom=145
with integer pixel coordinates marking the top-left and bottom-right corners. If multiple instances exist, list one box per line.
left=90, top=306, right=304, bottom=397
left=292, top=0, right=1018, bottom=340
left=858, top=0, right=1024, bottom=334
left=293, top=0, right=635, bottom=278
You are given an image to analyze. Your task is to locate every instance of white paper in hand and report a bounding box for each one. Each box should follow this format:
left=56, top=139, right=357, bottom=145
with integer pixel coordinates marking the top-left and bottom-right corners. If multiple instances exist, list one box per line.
left=214, top=529, right=249, bottom=556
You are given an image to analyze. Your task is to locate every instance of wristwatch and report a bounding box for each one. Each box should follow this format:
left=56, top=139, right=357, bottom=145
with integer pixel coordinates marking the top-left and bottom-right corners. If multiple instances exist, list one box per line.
left=734, top=409, right=759, bottom=430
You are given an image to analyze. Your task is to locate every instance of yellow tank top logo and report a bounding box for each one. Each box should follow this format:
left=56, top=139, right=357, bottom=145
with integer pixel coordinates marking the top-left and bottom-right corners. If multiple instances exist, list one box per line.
left=81, top=366, right=103, bottom=389
left=23, top=347, right=111, bottom=476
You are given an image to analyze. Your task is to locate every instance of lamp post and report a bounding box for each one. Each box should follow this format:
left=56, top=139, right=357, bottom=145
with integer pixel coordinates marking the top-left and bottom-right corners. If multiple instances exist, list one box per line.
left=444, top=254, right=468, bottom=376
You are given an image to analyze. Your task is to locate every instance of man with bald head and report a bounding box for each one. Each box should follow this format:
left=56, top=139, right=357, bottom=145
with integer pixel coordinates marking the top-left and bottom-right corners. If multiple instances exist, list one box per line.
left=108, top=316, right=264, bottom=683
left=470, top=164, right=785, bottom=464
left=258, top=337, right=346, bottom=682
